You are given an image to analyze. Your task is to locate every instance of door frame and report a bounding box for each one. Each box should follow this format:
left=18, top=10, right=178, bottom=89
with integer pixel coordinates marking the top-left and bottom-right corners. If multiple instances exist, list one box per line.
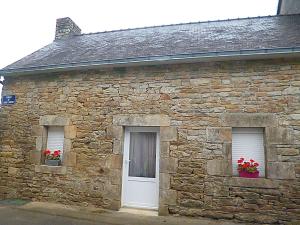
left=121, top=126, right=160, bottom=209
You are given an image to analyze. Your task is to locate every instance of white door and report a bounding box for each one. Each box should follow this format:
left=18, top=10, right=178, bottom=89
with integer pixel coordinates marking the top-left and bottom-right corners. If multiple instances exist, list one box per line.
left=122, top=127, right=160, bottom=209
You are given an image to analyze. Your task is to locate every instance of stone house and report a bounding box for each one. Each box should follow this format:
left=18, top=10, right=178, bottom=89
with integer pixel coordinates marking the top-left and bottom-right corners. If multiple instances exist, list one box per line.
left=0, top=2, right=300, bottom=224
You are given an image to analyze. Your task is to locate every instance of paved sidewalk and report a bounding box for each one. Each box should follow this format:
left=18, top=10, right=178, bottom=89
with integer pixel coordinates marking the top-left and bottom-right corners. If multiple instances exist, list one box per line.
left=0, top=206, right=101, bottom=225
left=0, top=201, right=251, bottom=225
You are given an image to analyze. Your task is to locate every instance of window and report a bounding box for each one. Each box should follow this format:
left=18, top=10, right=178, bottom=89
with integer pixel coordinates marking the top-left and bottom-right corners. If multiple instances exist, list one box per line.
left=46, top=126, right=64, bottom=160
left=128, top=132, right=157, bottom=178
left=33, top=115, right=77, bottom=174
left=232, top=128, right=265, bottom=177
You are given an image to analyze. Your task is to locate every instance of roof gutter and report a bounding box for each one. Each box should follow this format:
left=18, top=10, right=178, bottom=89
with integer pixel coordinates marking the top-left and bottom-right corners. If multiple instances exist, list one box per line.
left=1, top=47, right=300, bottom=76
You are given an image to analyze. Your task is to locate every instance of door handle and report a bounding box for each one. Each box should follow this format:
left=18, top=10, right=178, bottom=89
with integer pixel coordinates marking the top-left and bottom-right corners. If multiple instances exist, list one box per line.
left=125, top=159, right=131, bottom=164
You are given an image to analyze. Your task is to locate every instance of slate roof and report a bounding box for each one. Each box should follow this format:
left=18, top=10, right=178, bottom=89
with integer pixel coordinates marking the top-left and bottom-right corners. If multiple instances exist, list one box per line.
left=2, top=14, right=300, bottom=72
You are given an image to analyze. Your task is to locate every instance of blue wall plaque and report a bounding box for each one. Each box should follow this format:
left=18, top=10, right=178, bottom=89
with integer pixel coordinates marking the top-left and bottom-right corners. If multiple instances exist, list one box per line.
left=2, top=95, right=16, bottom=105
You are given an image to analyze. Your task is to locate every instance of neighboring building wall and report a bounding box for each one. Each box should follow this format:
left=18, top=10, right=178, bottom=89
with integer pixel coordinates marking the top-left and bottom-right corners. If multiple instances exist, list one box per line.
left=0, top=58, right=300, bottom=223
left=0, top=112, right=10, bottom=199
left=278, top=0, right=300, bottom=15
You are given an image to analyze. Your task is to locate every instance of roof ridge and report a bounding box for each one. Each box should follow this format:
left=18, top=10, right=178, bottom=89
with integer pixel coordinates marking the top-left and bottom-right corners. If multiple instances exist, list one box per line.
left=74, top=14, right=299, bottom=37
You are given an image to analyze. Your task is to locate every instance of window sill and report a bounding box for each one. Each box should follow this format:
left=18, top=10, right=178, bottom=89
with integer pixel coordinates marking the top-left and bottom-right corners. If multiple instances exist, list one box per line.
left=34, top=165, right=67, bottom=175
left=228, top=177, right=279, bottom=188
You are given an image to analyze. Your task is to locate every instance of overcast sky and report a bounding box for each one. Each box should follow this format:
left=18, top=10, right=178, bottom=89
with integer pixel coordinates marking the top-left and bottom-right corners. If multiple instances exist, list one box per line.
left=0, top=0, right=278, bottom=70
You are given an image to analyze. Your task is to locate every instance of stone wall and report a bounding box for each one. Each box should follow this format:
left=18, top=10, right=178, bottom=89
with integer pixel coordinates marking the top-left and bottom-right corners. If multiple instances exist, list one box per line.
left=0, top=58, right=299, bottom=224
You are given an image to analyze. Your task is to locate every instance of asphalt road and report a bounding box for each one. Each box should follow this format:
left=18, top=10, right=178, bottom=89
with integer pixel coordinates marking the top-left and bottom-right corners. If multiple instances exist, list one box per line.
left=0, top=203, right=249, bottom=225
left=0, top=207, right=109, bottom=225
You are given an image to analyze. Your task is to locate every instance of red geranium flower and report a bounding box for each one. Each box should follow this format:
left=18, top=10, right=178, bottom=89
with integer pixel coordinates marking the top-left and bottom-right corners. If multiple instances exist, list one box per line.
left=43, top=149, right=61, bottom=160
left=237, top=157, right=259, bottom=174
left=43, top=149, right=51, bottom=155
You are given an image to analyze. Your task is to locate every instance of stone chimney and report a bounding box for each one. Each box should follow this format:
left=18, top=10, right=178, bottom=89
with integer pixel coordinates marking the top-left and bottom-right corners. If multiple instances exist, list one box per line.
left=55, top=17, right=81, bottom=40
left=277, top=0, right=300, bottom=15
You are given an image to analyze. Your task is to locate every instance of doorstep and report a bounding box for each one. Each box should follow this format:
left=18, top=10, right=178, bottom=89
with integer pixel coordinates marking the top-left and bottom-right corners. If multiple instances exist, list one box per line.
left=119, top=207, right=158, bottom=216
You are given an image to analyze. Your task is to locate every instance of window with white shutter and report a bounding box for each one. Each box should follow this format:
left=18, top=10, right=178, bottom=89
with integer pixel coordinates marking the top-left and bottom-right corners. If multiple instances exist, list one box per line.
left=232, top=128, right=265, bottom=177
left=46, top=126, right=64, bottom=159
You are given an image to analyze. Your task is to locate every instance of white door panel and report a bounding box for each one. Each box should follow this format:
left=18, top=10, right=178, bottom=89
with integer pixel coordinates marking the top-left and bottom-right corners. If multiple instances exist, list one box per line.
left=122, top=127, right=160, bottom=209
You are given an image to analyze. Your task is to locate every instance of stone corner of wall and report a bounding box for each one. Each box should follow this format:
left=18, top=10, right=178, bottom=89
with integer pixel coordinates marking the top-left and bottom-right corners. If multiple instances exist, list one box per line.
left=228, top=177, right=279, bottom=188
left=112, top=114, right=170, bottom=127
left=39, top=115, right=70, bottom=126
left=267, top=162, right=296, bottom=180
left=206, top=159, right=231, bottom=176
left=221, top=113, right=277, bottom=127
left=34, top=165, right=67, bottom=175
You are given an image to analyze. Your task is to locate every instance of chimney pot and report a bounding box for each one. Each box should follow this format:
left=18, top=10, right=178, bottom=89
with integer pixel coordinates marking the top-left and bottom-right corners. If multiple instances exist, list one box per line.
left=55, top=17, right=81, bottom=40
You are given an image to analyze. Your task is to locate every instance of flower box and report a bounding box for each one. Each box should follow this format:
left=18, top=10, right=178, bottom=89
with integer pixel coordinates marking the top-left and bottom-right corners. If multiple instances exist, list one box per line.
left=45, top=159, right=61, bottom=166
left=43, top=149, right=62, bottom=166
left=239, top=171, right=259, bottom=178
left=237, top=157, right=260, bottom=179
